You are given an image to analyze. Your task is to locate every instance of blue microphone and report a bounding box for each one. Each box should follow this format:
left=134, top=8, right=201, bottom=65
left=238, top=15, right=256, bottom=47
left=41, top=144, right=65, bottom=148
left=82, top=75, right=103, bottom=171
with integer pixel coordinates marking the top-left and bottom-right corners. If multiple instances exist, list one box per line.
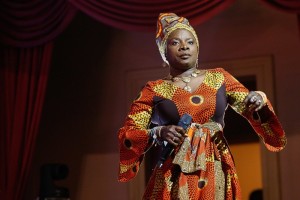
left=157, top=113, right=192, bottom=168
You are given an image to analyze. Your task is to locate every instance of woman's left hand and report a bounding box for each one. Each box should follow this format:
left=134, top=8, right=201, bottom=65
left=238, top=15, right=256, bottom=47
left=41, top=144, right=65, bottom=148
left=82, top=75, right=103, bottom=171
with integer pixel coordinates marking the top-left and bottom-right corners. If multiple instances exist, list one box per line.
left=243, top=91, right=264, bottom=112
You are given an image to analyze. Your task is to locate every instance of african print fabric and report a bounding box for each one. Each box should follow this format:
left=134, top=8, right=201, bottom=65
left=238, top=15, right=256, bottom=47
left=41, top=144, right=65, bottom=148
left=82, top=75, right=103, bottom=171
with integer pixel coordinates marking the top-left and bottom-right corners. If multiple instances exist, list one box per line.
left=118, top=68, right=286, bottom=200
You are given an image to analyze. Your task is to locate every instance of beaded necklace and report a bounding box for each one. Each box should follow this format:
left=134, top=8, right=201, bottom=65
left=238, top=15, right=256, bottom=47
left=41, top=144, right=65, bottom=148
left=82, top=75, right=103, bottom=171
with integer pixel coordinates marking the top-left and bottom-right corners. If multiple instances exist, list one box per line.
left=166, top=69, right=203, bottom=92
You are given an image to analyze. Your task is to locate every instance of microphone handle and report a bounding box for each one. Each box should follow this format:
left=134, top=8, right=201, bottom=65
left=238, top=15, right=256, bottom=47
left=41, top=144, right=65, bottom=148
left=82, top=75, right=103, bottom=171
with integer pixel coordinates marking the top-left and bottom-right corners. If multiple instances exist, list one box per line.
left=157, top=114, right=192, bottom=168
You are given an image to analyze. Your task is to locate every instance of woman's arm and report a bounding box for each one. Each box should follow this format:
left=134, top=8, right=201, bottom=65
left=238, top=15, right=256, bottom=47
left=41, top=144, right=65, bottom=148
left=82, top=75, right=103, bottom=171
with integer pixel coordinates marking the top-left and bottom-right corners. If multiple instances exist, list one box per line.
left=118, top=82, right=154, bottom=182
left=221, top=68, right=287, bottom=152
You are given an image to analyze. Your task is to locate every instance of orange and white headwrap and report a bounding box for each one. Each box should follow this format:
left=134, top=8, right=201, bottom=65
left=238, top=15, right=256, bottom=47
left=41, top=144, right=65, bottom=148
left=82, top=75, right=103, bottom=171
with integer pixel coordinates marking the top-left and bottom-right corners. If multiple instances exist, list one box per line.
left=155, top=13, right=199, bottom=64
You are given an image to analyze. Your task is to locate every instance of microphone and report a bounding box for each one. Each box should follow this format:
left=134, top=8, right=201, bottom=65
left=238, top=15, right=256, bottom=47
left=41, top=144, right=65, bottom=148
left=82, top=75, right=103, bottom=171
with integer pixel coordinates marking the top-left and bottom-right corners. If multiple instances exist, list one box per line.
left=157, top=113, right=192, bottom=168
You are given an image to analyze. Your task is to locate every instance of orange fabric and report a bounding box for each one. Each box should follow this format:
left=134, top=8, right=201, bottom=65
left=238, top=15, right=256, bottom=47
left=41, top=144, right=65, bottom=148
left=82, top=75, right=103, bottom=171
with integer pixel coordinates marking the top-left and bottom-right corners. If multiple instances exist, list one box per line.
left=118, top=68, right=286, bottom=199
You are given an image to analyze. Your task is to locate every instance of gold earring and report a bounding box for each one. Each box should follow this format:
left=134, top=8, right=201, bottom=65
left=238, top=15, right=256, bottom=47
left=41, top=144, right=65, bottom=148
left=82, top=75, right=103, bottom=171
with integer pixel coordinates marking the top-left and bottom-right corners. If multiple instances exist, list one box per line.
left=195, top=58, right=199, bottom=68
left=162, top=61, right=169, bottom=68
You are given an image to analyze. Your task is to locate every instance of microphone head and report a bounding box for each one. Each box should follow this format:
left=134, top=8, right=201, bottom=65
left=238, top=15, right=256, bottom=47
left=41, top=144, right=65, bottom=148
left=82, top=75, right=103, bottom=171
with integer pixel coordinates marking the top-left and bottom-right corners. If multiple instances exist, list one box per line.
left=178, top=114, right=192, bottom=130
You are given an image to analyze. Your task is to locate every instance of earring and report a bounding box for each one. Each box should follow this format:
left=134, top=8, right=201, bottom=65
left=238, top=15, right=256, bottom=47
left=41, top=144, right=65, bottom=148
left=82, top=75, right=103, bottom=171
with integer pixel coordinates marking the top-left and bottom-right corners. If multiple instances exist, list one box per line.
left=195, top=58, right=199, bottom=68
left=162, top=62, right=168, bottom=68
left=162, top=60, right=170, bottom=68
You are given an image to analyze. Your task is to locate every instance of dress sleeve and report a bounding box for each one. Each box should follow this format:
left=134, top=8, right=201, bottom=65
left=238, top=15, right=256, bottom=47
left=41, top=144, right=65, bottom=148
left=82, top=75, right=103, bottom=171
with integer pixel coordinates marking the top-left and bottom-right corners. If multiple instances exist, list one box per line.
left=118, top=82, right=154, bottom=182
left=221, top=68, right=287, bottom=152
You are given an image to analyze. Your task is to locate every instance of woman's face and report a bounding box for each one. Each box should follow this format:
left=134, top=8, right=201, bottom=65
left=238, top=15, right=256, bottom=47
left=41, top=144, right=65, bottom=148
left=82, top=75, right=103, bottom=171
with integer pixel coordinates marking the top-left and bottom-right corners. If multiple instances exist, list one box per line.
left=165, top=28, right=198, bottom=70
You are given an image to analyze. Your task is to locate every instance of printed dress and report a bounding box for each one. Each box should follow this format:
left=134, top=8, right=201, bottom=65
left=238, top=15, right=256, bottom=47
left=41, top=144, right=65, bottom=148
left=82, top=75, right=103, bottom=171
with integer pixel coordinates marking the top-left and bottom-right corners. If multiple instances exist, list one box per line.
left=118, top=68, right=286, bottom=200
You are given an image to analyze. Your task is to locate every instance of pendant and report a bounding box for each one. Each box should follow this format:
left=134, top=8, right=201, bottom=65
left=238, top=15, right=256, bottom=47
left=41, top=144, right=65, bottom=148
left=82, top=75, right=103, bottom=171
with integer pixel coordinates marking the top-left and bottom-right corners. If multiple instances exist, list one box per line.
left=194, top=69, right=201, bottom=74
left=182, top=77, right=191, bottom=83
left=192, top=69, right=201, bottom=77
left=184, top=85, right=192, bottom=92
left=172, top=77, right=181, bottom=82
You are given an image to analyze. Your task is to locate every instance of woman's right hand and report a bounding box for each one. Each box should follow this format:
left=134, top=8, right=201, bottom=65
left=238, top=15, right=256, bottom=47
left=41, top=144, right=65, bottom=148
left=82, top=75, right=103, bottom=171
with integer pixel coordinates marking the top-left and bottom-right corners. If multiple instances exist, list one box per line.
left=159, top=125, right=186, bottom=146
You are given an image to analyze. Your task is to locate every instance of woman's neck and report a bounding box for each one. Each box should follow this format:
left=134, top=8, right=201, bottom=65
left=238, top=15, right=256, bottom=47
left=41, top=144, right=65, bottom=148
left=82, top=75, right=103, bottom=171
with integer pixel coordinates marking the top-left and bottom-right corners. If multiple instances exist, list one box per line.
left=169, top=67, right=197, bottom=78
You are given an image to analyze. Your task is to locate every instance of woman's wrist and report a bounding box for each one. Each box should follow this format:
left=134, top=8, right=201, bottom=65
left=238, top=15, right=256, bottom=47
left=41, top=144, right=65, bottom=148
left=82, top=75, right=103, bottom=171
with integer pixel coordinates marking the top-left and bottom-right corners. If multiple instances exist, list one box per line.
left=148, top=126, right=164, bottom=144
left=155, top=126, right=163, bottom=138
left=144, top=126, right=164, bottom=154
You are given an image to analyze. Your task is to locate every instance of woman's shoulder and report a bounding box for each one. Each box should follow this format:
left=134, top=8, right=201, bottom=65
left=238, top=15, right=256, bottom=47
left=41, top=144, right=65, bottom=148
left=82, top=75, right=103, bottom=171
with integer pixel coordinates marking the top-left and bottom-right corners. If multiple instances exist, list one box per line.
left=141, top=79, right=165, bottom=90
left=205, top=68, right=234, bottom=78
left=145, top=79, right=164, bottom=86
left=205, top=67, right=227, bottom=74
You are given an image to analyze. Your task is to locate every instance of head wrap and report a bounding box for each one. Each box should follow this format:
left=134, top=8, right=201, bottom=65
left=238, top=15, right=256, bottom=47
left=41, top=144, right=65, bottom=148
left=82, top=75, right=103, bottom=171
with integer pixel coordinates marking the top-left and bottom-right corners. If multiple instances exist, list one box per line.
left=156, top=13, right=199, bottom=64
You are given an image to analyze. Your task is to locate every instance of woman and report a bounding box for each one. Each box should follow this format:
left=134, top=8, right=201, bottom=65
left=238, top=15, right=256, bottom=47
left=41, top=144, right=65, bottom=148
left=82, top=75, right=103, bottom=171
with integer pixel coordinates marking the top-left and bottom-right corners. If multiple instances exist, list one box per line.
left=118, top=13, right=286, bottom=200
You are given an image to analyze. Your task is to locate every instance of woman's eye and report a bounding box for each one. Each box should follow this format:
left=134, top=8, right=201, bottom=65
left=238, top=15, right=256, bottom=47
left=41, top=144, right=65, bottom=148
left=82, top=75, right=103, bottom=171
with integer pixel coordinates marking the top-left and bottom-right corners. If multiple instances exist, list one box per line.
left=188, top=41, right=194, bottom=45
left=172, top=41, right=178, bottom=45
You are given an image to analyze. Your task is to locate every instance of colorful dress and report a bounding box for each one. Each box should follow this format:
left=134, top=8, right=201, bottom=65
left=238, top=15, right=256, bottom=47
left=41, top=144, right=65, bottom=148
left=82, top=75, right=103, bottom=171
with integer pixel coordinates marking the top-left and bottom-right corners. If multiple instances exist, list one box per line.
left=118, top=68, right=286, bottom=200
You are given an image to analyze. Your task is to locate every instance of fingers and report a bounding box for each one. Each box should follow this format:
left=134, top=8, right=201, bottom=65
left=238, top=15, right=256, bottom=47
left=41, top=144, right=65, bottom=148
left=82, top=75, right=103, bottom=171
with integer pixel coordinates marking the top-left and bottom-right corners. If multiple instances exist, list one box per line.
left=244, top=91, right=264, bottom=112
left=169, top=136, right=180, bottom=146
left=161, top=125, right=187, bottom=146
left=254, top=99, right=263, bottom=112
left=175, top=126, right=186, bottom=136
left=243, top=91, right=256, bottom=105
left=168, top=132, right=184, bottom=146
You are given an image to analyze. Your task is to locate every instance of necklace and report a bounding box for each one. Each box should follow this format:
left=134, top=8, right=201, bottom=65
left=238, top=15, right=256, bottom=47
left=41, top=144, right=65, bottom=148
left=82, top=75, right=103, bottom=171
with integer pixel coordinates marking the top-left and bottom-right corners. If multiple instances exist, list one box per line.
left=167, top=69, right=203, bottom=92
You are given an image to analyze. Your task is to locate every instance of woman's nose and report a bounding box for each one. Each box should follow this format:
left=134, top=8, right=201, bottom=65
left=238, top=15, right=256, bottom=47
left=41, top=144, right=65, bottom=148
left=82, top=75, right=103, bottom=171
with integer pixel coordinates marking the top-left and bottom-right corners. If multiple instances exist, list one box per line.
left=180, top=43, right=189, bottom=50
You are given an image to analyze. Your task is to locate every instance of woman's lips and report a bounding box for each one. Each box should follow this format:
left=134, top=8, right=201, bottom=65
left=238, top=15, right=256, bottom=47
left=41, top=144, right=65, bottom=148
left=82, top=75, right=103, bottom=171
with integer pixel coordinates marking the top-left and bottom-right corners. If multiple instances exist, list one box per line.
left=179, top=54, right=191, bottom=59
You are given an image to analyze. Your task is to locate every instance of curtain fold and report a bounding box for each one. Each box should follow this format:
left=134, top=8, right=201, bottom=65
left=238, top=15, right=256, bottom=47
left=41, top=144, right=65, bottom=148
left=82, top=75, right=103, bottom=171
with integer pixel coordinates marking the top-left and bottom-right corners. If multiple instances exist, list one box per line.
left=0, top=43, right=53, bottom=200
left=260, top=0, right=300, bottom=12
left=0, top=0, right=77, bottom=47
left=0, top=1, right=74, bottom=199
left=259, top=0, right=300, bottom=37
left=68, top=0, right=236, bottom=31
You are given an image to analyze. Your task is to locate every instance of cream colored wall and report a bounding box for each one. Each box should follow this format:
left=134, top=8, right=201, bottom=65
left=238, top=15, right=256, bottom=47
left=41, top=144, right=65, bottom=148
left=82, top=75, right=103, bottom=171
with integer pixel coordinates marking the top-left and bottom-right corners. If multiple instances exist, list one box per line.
left=76, top=153, right=126, bottom=200
left=230, top=143, right=263, bottom=200
left=24, top=0, right=300, bottom=199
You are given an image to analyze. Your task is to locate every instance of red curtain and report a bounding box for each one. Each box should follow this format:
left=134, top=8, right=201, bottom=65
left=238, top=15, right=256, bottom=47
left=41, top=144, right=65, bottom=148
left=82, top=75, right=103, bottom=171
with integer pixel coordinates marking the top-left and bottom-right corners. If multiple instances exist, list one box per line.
left=0, top=43, right=53, bottom=200
left=0, top=1, right=75, bottom=199
left=0, top=0, right=77, bottom=47
left=260, top=0, right=300, bottom=12
left=68, top=0, right=236, bottom=31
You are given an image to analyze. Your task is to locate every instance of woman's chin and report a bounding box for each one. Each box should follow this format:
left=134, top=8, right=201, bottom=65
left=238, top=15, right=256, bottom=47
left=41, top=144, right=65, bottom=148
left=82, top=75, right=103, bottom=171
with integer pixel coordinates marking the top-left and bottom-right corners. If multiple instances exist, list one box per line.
left=178, top=63, right=195, bottom=70
left=170, top=61, right=194, bottom=70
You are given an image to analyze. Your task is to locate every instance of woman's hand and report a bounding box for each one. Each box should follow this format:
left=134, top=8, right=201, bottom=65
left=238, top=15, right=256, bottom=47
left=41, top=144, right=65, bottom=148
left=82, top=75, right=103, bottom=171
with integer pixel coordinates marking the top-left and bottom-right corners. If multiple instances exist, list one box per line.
left=160, top=125, right=186, bottom=146
left=244, top=91, right=264, bottom=112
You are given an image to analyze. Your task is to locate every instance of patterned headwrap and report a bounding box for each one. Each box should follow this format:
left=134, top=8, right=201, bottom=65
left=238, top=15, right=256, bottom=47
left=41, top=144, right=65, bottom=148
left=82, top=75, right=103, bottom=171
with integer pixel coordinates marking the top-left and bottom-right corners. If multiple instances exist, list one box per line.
left=156, top=13, right=199, bottom=64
